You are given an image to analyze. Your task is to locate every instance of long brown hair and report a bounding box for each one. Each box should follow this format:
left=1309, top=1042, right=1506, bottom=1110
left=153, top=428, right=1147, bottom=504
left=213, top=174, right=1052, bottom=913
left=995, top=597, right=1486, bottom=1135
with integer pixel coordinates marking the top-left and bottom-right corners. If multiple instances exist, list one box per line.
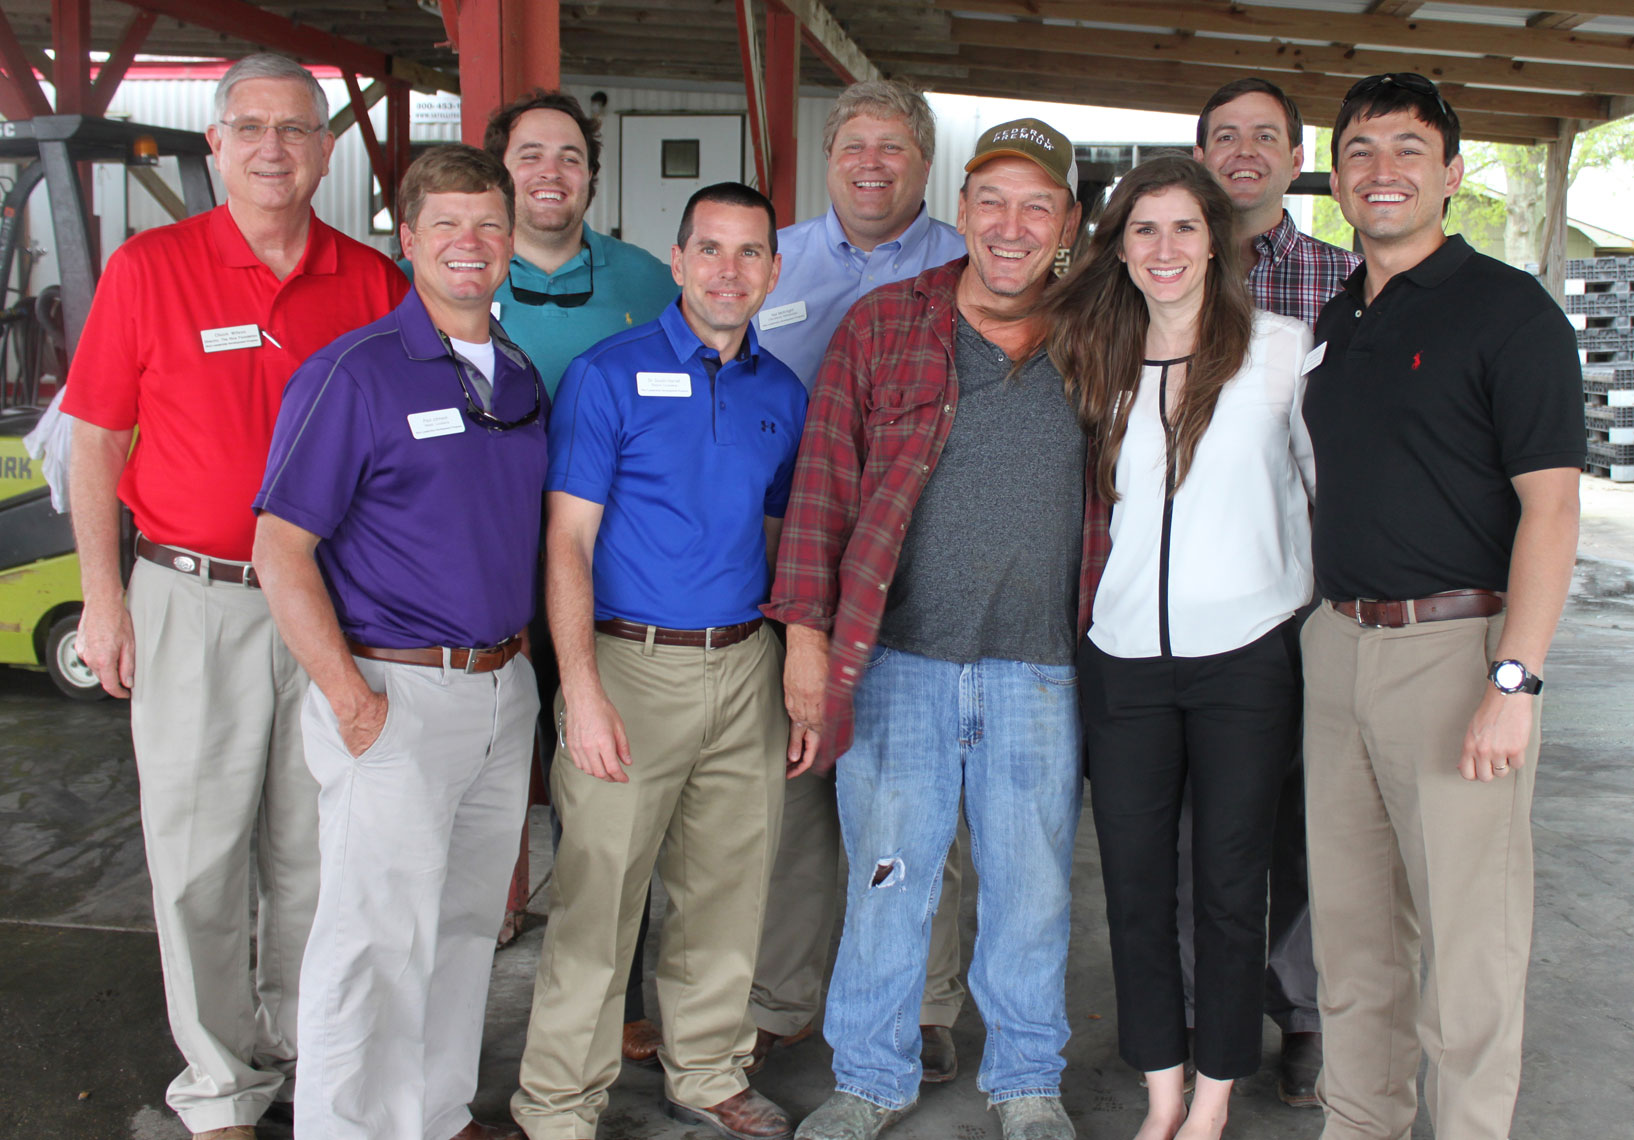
left=1043, top=155, right=1253, bottom=502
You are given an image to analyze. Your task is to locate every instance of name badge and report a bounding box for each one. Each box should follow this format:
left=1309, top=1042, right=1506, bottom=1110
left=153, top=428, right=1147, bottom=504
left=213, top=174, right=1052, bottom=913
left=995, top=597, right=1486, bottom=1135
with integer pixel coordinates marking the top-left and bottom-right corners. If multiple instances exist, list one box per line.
left=636, top=371, right=692, bottom=397
left=407, top=407, right=466, bottom=439
left=1301, top=342, right=1328, bottom=375
left=200, top=323, right=262, bottom=353
left=758, top=300, right=807, bottom=332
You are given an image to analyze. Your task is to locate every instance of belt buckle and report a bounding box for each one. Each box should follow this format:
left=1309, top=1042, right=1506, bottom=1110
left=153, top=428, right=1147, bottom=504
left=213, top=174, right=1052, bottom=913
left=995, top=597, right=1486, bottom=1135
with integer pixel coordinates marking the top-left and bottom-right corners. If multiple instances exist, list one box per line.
left=1354, top=599, right=1381, bottom=629
left=704, top=626, right=716, bottom=651
left=463, top=645, right=480, bottom=674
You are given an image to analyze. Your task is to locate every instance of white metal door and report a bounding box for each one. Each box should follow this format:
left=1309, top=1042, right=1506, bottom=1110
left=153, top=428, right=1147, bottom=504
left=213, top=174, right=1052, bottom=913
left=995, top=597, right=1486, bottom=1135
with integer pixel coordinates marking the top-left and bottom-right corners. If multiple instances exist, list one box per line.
left=619, top=113, right=745, bottom=260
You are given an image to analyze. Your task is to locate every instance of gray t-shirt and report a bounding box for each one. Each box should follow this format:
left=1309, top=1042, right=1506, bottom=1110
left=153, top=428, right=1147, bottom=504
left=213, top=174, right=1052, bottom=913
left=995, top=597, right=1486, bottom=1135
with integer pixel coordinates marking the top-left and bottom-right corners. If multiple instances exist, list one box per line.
left=876, top=315, right=1087, bottom=665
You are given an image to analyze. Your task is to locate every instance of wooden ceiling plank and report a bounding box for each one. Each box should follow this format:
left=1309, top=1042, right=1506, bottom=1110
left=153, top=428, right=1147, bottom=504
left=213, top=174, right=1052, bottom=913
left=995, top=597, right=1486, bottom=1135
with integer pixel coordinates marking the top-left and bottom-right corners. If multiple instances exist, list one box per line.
left=948, top=16, right=1634, bottom=98
left=1416, top=0, right=1629, bottom=17
left=936, top=0, right=1634, bottom=69
left=891, top=42, right=1610, bottom=120
left=936, top=67, right=1553, bottom=144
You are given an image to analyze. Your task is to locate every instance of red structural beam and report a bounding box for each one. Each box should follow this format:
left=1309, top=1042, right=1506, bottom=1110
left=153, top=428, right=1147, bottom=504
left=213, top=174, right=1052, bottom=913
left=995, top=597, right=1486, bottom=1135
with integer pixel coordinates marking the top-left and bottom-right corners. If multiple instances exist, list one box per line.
left=388, top=80, right=412, bottom=227
left=0, top=7, right=53, bottom=118
left=89, top=8, right=158, bottom=117
left=345, top=75, right=393, bottom=221
left=112, top=0, right=396, bottom=83
left=763, top=4, right=800, bottom=227
left=453, top=0, right=561, bottom=146
left=735, top=0, right=771, bottom=192
left=53, top=0, right=92, bottom=113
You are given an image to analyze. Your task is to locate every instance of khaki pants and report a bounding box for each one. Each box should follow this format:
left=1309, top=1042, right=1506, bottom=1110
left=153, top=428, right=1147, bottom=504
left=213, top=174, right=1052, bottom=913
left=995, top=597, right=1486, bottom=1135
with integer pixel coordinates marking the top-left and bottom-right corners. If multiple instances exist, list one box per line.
left=1303, top=602, right=1538, bottom=1140
left=751, top=768, right=967, bottom=1036
left=127, top=557, right=319, bottom=1133
left=513, top=626, right=787, bottom=1140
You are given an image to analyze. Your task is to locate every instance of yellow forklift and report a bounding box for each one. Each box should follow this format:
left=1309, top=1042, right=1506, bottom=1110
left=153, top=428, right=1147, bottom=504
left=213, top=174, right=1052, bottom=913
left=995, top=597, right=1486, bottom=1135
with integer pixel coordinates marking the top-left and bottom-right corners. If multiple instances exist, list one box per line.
left=0, top=114, right=214, bottom=697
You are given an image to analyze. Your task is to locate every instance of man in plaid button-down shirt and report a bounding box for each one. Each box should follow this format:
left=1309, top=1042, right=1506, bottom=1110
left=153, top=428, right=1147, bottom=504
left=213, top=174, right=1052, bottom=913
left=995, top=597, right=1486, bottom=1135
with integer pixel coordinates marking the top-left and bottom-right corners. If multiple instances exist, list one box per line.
left=1192, top=77, right=1361, bottom=1110
left=766, top=119, right=1108, bottom=1140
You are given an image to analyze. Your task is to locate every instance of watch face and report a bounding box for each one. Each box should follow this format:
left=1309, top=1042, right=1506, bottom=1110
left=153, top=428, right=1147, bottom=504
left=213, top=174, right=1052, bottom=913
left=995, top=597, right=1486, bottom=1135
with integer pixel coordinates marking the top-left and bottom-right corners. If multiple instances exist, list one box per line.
left=1494, top=661, right=1526, bottom=691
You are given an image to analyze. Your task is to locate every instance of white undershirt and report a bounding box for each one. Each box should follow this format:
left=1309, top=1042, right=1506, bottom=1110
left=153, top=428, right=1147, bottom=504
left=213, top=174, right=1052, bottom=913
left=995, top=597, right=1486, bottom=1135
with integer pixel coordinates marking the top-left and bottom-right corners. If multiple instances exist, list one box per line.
left=1089, top=310, right=1317, bottom=659
left=448, top=335, right=496, bottom=385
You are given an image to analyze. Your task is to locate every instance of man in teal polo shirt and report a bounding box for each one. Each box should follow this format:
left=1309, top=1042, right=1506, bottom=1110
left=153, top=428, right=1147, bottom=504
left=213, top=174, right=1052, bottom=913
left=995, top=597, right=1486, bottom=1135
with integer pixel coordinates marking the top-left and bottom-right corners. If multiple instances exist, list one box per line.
left=483, top=90, right=678, bottom=396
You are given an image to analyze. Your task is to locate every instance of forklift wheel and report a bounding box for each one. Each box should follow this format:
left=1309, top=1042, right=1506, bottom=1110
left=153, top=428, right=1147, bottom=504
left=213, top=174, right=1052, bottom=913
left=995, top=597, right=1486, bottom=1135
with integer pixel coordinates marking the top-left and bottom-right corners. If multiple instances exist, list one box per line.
left=45, top=614, right=108, bottom=702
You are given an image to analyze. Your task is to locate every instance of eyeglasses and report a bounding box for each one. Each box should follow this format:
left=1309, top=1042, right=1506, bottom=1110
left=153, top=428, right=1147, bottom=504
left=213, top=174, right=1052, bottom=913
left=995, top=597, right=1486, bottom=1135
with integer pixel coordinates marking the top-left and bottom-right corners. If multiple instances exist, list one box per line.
left=220, top=119, right=326, bottom=145
left=1341, top=73, right=1453, bottom=122
left=508, top=246, right=595, bottom=308
left=451, top=358, right=542, bottom=432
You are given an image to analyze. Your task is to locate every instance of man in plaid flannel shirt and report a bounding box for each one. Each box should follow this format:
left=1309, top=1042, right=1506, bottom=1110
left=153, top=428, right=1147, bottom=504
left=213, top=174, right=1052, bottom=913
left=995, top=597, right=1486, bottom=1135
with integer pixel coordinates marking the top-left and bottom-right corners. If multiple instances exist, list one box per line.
left=765, top=119, right=1107, bottom=1140
left=1191, top=77, right=1361, bottom=1108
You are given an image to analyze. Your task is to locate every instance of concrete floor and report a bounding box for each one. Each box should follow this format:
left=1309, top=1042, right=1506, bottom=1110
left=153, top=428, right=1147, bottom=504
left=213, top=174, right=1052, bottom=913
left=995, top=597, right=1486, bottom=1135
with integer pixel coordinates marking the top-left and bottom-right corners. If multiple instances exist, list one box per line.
left=4, top=475, right=1633, bottom=1139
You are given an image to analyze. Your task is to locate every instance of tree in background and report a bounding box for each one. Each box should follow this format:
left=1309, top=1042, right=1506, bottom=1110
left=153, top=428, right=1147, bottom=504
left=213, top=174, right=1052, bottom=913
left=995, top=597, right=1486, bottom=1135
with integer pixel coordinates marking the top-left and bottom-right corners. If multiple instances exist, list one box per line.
left=1310, top=117, right=1634, bottom=266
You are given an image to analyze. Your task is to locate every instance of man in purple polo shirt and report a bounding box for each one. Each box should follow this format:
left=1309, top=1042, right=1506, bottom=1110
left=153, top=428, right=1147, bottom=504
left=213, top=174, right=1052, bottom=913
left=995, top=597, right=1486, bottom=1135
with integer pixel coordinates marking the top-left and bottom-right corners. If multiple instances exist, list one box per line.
left=251, top=145, right=547, bottom=1140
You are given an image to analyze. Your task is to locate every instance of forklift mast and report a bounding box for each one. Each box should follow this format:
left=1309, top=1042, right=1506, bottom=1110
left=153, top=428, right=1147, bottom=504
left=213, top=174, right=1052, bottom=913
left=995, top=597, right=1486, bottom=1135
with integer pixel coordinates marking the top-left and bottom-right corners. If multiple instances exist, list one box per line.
left=0, top=115, right=216, bottom=363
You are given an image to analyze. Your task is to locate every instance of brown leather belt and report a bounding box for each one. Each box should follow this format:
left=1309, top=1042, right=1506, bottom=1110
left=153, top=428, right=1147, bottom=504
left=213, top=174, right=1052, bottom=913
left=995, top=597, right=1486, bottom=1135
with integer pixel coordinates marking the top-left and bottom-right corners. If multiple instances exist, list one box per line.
left=1334, top=590, right=1504, bottom=629
left=136, top=534, right=260, bottom=588
left=594, top=617, right=763, bottom=649
left=346, top=635, right=523, bottom=673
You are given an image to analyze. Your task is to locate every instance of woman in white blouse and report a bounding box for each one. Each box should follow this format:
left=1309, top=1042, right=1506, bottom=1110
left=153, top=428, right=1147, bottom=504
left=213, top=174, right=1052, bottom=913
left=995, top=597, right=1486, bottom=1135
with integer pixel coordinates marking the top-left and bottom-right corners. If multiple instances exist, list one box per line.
left=1043, top=156, right=1314, bottom=1140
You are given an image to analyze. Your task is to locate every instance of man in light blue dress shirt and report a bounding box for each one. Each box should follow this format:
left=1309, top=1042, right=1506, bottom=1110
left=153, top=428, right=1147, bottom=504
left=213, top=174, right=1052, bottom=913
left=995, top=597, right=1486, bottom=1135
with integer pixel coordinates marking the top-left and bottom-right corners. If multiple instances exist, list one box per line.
left=754, top=83, right=967, bottom=392
left=747, top=80, right=970, bottom=1083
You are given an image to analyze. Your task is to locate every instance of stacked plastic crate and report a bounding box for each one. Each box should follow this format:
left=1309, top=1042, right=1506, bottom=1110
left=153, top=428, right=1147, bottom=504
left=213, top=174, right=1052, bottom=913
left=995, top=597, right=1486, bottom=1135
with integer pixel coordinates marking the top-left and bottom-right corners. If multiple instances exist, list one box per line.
left=1567, top=255, right=1634, bottom=482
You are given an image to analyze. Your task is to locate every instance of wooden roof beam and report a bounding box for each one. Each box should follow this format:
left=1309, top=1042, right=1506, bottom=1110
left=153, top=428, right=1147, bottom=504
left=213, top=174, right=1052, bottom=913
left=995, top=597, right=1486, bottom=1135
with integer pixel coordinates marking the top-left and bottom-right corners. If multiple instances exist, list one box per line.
left=937, top=1, right=1634, bottom=69
left=948, top=16, right=1634, bottom=99
left=885, top=44, right=1608, bottom=122
left=1417, top=0, right=1631, bottom=17
left=932, top=67, right=1556, bottom=145
left=775, top=0, right=880, bottom=84
left=110, top=0, right=459, bottom=93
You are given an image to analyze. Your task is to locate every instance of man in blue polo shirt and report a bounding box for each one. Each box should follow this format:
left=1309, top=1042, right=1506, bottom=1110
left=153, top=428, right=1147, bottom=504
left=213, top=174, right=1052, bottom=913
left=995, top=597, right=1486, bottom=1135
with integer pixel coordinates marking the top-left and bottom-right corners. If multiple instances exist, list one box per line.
left=749, top=78, right=969, bottom=1083
left=481, top=88, right=679, bottom=1068
left=512, top=183, right=808, bottom=1140
left=252, top=145, right=546, bottom=1140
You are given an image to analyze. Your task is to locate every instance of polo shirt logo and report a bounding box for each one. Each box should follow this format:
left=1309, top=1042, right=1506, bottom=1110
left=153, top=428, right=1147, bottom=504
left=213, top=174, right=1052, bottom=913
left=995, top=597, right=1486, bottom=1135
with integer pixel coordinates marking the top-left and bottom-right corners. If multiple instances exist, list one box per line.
left=761, top=420, right=778, bottom=433
left=1412, top=352, right=1422, bottom=370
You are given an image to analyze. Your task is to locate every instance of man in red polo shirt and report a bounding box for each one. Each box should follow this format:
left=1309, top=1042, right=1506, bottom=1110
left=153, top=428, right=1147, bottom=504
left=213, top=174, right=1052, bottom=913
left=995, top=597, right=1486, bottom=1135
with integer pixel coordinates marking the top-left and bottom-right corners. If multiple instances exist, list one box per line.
left=63, top=53, right=406, bottom=1140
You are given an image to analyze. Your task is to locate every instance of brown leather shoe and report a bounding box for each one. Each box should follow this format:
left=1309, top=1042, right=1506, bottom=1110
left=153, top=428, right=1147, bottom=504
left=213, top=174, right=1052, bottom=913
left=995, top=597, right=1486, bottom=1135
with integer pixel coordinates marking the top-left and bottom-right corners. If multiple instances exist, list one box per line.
left=745, top=1020, right=815, bottom=1075
left=919, top=1024, right=958, bottom=1083
left=622, top=1016, right=663, bottom=1067
left=669, top=1088, right=794, bottom=1140
left=447, top=1121, right=522, bottom=1140
left=1277, top=1030, right=1323, bottom=1108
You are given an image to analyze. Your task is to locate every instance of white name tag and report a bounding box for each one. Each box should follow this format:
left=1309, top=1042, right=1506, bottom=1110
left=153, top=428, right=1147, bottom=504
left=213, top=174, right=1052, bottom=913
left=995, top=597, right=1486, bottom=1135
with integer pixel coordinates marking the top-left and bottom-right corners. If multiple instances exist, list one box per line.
left=636, top=371, right=692, bottom=397
left=407, top=407, right=466, bottom=439
left=200, top=323, right=262, bottom=353
left=758, top=300, right=807, bottom=331
left=1301, top=341, right=1328, bottom=375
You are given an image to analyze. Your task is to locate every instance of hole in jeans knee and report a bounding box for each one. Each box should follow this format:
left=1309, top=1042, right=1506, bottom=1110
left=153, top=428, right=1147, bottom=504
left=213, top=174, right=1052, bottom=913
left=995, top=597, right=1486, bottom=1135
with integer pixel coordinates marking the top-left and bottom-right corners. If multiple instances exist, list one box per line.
left=870, top=856, right=905, bottom=888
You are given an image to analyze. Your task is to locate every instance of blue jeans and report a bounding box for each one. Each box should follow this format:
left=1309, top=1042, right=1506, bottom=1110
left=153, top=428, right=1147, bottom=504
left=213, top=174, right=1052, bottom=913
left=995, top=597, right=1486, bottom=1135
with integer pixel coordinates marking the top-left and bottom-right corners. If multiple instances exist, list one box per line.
left=825, top=646, right=1083, bottom=1109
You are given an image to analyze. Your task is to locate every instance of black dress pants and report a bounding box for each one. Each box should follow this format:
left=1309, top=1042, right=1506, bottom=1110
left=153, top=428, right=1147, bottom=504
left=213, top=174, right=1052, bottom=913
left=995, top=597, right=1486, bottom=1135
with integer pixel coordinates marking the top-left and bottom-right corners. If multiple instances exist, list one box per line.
left=1079, top=619, right=1301, bottom=1080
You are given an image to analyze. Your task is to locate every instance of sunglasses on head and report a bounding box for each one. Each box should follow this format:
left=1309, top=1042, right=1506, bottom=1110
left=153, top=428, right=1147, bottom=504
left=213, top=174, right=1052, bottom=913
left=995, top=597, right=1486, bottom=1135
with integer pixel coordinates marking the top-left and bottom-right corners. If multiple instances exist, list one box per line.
left=1342, top=73, right=1453, bottom=122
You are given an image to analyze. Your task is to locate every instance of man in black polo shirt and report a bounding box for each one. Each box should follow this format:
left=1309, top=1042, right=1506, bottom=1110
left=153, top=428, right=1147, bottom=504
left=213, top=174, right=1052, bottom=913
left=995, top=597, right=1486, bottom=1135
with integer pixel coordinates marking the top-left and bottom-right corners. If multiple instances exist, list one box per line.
left=1301, top=75, right=1582, bottom=1140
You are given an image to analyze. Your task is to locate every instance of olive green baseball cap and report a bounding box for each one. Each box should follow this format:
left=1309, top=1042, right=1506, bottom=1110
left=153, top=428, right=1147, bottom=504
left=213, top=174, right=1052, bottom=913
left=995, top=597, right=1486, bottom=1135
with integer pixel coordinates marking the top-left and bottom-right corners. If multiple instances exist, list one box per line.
left=964, top=117, right=1079, bottom=192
